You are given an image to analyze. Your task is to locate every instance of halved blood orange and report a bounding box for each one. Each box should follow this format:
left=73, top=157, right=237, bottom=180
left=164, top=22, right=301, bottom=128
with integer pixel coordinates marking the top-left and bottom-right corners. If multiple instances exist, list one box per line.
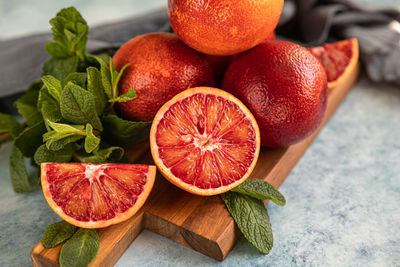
left=309, top=38, right=359, bottom=89
left=150, top=87, right=260, bottom=196
left=41, top=163, right=156, bottom=228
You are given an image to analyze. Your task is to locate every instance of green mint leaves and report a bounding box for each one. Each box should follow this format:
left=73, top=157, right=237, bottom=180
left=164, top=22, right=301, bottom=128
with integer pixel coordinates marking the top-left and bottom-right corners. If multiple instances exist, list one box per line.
left=222, top=179, right=286, bottom=254
left=109, top=88, right=136, bottom=103
left=42, top=221, right=77, bottom=248
left=46, top=7, right=88, bottom=60
left=102, top=114, right=151, bottom=145
left=9, top=146, right=32, bottom=193
left=14, top=82, right=43, bottom=127
left=59, top=228, right=99, bottom=267
left=96, top=57, right=134, bottom=104
left=42, top=222, right=99, bottom=267
left=87, top=67, right=107, bottom=114
left=0, top=6, right=149, bottom=195
left=84, top=124, right=100, bottom=153
left=222, top=192, right=274, bottom=254
left=0, top=113, right=22, bottom=138
left=60, top=82, right=103, bottom=131
left=231, top=179, right=286, bottom=206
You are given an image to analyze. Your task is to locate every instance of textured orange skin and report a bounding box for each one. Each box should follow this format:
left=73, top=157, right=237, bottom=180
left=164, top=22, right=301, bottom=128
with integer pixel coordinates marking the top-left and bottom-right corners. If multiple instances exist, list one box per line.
left=205, top=31, right=276, bottom=87
left=223, top=40, right=328, bottom=148
left=168, top=0, right=284, bottom=56
left=114, top=32, right=214, bottom=122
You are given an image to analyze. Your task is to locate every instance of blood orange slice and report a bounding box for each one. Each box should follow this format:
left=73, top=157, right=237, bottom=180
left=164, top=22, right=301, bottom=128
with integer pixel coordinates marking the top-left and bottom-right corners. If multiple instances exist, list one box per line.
left=309, top=38, right=359, bottom=89
left=41, top=163, right=156, bottom=228
left=150, top=87, right=260, bottom=196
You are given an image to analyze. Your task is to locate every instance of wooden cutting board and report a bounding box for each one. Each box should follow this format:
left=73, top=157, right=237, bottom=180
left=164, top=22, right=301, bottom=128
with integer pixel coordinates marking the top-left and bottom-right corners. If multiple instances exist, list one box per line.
left=31, top=66, right=359, bottom=266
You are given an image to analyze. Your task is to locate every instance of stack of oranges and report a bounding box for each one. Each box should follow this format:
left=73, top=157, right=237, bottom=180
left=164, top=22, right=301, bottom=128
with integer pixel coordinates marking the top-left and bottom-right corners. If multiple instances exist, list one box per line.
left=42, top=0, right=359, bottom=229
left=115, top=0, right=331, bottom=148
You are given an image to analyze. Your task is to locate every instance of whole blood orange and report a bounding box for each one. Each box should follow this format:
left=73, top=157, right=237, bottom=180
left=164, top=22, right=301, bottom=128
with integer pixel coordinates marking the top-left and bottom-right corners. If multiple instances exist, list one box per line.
left=113, top=32, right=214, bottom=122
left=205, top=31, right=277, bottom=87
left=168, top=0, right=284, bottom=56
left=150, top=87, right=260, bottom=196
left=41, top=163, right=156, bottom=228
left=223, top=40, right=328, bottom=148
left=309, top=38, right=359, bottom=89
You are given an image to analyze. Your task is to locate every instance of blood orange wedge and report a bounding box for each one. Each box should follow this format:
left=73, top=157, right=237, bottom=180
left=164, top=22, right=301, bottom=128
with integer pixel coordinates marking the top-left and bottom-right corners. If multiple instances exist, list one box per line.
left=309, top=38, right=359, bottom=89
left=41, top=163, right=156, bottom=228
left=150, top=87, right=260, bottom=196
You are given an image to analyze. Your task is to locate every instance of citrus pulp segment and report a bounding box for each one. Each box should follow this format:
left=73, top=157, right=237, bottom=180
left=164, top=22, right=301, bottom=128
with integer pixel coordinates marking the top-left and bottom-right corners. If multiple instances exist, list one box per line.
left=150, top=87, right=260, bottom=196
left=41, top=163, right=156, bottom=228
left=309, top=38, right=359, bottom=89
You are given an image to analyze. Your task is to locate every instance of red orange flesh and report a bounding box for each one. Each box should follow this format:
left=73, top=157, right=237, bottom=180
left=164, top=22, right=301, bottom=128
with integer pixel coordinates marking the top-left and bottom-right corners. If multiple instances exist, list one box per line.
left=150, top=87, right=260, bottom=196
left=41, top=163, right=156, bottom=228
left=309, top=38, right=359, bottom=89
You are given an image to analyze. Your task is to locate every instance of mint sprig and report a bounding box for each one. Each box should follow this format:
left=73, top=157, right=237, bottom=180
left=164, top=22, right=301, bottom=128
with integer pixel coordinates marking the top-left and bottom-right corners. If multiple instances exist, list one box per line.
left=222, top=179, right=286, bottom=254
left=46, top=6, right=88, bottom=60
left=0, top=6, right=149, bottom=194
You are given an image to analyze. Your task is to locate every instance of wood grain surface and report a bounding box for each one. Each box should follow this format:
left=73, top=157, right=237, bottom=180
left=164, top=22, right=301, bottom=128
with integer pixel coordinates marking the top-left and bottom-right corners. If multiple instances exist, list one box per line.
left=31, top=66, right=359, bottom=266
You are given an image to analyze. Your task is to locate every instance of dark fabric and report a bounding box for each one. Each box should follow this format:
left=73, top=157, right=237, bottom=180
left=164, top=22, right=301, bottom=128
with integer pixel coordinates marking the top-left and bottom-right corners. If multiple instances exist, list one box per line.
left=280, top=0, right=400, bottom=85
left=0, top=1, right=399, bottom=113
left=0, top=9, right=170, bottom=99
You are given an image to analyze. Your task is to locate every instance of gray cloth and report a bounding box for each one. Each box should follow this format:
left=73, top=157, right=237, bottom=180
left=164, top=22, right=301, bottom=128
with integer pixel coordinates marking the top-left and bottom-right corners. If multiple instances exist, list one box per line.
left=0, top=1, right=399, bottom=113
left=0, top=9, right=170, bottom=100
left=286, top=0, right=400, bottom=85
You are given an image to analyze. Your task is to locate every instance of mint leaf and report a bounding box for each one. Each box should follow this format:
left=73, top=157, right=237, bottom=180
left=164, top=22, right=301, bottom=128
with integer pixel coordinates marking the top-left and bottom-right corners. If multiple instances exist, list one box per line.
left=59, top=228, right=99, bottom=267
left=108, top=88, right=136, bottom=103
left=60, top=82, right=103, bottom=131
left=14, top=121, right=46, bottom=157
left=87, top=67, right=107, bottom=114
left=63, top=72, right=87, bottom=88
left=38, top=87, right=62, bottom=123
left=45, top=42, right=71, bottom=59
left=43, top=120, right=86, bottom=151
left=47, top=120, right=85, bottom=133
left=222, top=191, right=273, bottom=254
left=84, top=124, right=100, bottom=153
left=41, top=75, right=63, bottom=102
left=232, top=179, right=286, bottom=206
left=43, top=57, right=79, bottom=82
left=42, top=220, right=77, bottom=248
left=43, top=131, right=84, bottom=151
left=34, top=144, right=75, bottom=165
left=95, top=57, right=130, bottom=103
left=112, top=63, right=129, bottom=88
left=97, top=57, right=113, bottom=99
left=14, top=81, right=42, bottom=127
left=0, top=113, right=22, bottom=138
left=48, top=7, right=88, bottom=60
left=102, top=114, right=151, bottom=145
left=9, top=146, right=31, bottom=193
left=83, top=146, right=124, bottom=163
left=108, top=61, right=130, bottom=102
